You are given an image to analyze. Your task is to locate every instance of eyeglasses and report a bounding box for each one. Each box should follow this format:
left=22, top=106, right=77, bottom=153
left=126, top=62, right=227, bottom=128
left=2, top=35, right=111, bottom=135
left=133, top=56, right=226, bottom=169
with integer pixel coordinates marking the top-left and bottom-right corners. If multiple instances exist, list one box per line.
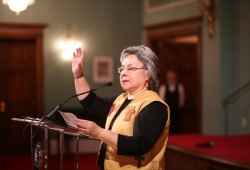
left=118, top=67, right=146, bottom=73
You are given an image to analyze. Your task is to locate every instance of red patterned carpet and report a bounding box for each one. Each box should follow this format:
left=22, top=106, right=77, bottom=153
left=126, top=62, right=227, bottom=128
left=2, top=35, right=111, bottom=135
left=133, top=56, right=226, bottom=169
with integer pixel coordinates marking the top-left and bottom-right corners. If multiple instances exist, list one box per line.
left=0, top=154, right=99, bottom=170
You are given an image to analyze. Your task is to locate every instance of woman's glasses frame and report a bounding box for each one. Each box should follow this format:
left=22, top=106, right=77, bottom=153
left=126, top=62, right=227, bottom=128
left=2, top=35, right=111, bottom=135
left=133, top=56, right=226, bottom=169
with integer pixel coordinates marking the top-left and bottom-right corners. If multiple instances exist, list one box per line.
left=118, top=67, right=146, bottom=73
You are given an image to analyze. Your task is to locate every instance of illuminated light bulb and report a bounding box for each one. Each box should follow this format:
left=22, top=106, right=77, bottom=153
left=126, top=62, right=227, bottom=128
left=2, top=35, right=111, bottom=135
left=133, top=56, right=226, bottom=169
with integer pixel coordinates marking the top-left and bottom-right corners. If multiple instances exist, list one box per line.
left=2, top=0, right=35, bottom=15
left=59, top=40, right=83, bottom=60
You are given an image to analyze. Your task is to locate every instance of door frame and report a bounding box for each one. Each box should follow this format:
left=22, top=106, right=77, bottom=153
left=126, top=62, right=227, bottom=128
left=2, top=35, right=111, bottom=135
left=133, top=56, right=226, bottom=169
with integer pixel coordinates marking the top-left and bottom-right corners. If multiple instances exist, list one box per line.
left=0, top=23, right=47, bottom=118
left=145, top=17, right=202, bottom=133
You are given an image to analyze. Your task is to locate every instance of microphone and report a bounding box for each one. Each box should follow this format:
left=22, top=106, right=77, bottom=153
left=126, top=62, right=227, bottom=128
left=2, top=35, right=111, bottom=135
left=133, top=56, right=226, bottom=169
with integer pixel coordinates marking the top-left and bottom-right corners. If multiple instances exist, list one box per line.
left=41, top=82, right=112, bottom=121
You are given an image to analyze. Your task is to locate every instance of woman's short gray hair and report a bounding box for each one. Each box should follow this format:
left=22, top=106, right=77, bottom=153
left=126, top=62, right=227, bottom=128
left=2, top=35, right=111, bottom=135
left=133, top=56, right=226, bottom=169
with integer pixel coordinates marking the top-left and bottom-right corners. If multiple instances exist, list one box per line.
left=120, top=45, right=159, bottom=91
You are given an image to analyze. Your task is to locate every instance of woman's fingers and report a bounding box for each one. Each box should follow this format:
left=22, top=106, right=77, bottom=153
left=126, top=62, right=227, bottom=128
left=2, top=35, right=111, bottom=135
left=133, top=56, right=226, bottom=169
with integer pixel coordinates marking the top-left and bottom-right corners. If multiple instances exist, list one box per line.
left=74, top=119, right=89, bottom=129
left=73, top=47, right=84, bottom=58
left=73, top=119, right=101, bottom=137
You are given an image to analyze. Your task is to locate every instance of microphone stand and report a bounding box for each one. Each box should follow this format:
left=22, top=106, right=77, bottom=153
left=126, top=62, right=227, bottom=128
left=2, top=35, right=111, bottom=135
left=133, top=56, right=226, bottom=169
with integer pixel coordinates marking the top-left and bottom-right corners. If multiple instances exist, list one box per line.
left=41, top=82, right=112, bottom=121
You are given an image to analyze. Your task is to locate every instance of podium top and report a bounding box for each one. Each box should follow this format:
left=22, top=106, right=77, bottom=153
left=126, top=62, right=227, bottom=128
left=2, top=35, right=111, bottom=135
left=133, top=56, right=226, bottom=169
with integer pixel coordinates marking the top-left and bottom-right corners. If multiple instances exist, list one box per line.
left=11, top=117, right=93, bottom=138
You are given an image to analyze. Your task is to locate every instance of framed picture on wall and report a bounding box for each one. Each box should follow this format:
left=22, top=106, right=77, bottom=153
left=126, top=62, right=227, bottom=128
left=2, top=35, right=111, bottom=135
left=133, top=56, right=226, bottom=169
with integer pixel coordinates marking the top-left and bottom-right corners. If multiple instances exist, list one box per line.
left=92, top=56, right=114, bottom=84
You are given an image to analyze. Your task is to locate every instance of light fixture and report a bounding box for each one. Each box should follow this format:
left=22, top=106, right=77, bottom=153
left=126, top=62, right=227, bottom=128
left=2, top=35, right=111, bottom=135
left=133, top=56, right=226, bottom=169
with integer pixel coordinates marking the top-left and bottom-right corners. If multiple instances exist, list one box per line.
left=2, top=0, right=35, bottom=15
left=59, top=32, right=82, bottom=60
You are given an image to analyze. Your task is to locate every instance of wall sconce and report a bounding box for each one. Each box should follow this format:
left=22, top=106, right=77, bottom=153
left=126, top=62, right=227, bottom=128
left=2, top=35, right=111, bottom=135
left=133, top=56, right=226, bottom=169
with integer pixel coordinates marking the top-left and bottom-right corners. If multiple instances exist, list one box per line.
left=2, top=0, right=35, bottom=15
left=59, top=32, right=82, bottom=60
left=200, top=0, right=216, bottom=38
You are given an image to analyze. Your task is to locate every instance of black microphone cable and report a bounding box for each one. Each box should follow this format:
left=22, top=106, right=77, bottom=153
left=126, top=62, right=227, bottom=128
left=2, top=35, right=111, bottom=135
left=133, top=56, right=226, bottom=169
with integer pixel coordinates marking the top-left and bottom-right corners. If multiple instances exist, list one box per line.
left=21, top=116, right=40, bottom=140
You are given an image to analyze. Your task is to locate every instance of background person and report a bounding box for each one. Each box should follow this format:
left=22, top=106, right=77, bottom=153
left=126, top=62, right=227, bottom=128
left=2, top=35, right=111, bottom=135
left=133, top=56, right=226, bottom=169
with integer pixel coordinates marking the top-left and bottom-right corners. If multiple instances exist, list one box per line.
left=158, top=70, right=185, bottom=134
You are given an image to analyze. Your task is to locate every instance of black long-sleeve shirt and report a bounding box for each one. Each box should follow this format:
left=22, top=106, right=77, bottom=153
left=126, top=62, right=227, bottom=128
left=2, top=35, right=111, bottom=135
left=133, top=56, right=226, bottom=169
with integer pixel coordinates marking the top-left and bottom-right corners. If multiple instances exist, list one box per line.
left=79, top=92, right=168, bottom=156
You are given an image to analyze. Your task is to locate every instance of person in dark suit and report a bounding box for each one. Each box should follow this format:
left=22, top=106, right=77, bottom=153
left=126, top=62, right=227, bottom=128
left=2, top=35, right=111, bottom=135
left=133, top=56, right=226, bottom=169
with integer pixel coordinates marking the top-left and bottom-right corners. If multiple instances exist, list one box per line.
left=159, top=70, right=185, bottom=134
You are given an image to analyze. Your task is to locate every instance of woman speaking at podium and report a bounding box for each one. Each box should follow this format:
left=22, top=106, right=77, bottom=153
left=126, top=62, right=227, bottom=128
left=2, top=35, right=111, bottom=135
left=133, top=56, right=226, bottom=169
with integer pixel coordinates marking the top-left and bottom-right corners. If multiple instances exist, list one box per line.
left=72, top=45, right=170, bottom=170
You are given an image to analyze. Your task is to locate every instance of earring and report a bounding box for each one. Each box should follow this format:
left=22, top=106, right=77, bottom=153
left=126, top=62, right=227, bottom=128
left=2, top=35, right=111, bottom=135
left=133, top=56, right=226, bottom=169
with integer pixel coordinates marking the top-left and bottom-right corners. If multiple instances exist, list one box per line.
left=145, top=81, right=149, bottom=88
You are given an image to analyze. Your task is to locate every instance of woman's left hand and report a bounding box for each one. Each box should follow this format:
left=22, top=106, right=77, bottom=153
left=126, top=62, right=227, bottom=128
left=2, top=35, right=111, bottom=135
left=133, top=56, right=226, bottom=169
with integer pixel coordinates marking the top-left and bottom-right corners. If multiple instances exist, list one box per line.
left=74, top=119, right=102, bottom=138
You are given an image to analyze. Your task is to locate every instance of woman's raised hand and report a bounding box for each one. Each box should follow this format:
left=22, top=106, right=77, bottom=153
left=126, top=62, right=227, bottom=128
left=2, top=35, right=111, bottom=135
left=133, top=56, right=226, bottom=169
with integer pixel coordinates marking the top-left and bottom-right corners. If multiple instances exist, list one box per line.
left=72, top=47, right=85, bottom=78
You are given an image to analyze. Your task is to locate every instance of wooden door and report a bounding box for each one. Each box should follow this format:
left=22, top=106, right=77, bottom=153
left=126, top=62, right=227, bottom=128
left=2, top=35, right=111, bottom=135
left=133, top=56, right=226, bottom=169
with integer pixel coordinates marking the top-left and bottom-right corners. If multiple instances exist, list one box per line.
left=146, top=17, right=202, bottom=133
left=0, top=23, right=46, bottom=155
